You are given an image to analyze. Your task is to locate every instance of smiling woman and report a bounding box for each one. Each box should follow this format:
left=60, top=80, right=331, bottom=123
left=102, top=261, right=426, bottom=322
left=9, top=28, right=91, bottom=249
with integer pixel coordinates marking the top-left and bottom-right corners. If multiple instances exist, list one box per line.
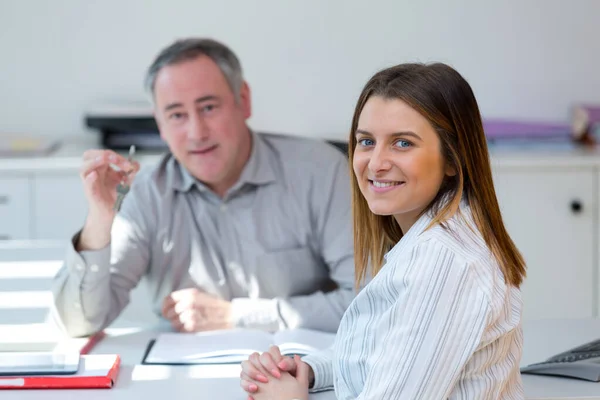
left=352, top=96, right=454, bottom=233
left=239, top=62, right=527, bottom=400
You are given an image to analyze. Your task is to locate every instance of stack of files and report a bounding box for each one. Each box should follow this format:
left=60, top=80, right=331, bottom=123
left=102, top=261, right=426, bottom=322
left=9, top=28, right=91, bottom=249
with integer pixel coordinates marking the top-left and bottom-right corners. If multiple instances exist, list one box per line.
left=0, top=324, right=118, bottom=389
left=0, top=354, right=120, bottom=389
left=142, top=328, right=336, bottom=365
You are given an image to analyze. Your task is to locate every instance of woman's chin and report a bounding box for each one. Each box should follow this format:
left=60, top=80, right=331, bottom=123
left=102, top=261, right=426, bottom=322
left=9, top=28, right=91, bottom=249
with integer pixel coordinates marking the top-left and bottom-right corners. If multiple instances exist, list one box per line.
left=368, top=204, right=396, bottom=216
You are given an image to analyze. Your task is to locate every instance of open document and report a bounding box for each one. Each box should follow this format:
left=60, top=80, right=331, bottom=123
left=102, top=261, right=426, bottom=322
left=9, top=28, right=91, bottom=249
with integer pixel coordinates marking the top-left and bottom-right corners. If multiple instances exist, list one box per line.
left=143, top=328, right=336, bottom=365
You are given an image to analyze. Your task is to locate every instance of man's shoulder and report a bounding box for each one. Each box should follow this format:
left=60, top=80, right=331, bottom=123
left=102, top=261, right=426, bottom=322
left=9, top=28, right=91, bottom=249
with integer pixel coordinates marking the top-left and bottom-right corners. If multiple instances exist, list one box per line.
left=258, top=132, right=348, bottom=167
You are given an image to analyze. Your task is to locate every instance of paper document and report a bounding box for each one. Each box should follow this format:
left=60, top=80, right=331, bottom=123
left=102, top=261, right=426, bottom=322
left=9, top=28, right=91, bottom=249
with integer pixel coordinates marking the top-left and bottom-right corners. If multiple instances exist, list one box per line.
left=143, top=328, right=336, bottom=365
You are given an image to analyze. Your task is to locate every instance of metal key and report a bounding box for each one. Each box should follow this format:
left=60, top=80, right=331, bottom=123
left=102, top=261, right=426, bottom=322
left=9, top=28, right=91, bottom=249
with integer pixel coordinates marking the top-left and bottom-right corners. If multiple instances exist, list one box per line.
left=113, top=145, right=136, bottom=212
left=113, top=182, right=130, bottom=212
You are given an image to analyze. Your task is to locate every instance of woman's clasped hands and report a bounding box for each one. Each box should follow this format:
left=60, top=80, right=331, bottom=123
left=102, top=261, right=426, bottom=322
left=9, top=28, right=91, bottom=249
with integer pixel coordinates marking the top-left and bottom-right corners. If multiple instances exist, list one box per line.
left=240, top=345, right=313, bottom=400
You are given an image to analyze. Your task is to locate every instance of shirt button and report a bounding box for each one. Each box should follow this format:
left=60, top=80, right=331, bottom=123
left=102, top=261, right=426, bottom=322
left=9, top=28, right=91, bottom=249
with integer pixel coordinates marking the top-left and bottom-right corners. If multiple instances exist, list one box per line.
left=220, top=204, right=227, bottom=212
left=76, top=264, right=83, bottom=271
left=90, top=264, right=99, bottom=273
left=74, top=302, right=81, bottom=310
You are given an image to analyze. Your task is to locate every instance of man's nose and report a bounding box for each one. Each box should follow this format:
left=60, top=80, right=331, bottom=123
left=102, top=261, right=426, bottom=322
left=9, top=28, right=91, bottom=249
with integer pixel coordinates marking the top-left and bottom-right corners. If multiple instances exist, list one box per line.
left=188, top=113, right=210, bottom=141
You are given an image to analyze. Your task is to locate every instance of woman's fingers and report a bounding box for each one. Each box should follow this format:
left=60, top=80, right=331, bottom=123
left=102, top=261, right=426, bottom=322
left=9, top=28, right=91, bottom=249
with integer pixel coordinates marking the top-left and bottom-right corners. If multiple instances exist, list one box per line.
left=240, top=378, right=258, bottom=393
left=294, top=355, right=310, bottom=385
left=242, top=357, right=269, bottom=383
left=259, top=350, right=281, bottom=378
left=277, top=356, right=297, bottom=373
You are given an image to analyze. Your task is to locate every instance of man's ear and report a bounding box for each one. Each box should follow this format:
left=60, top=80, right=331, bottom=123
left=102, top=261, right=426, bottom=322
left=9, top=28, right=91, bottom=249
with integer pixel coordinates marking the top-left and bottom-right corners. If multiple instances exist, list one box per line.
left=239, top=81, right=252, bottom=119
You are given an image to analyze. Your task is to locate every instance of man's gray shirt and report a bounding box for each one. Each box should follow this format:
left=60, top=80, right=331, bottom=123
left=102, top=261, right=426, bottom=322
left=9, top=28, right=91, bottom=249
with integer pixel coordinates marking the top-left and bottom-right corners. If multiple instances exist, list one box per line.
left=52, top=132, right=355, bottom=336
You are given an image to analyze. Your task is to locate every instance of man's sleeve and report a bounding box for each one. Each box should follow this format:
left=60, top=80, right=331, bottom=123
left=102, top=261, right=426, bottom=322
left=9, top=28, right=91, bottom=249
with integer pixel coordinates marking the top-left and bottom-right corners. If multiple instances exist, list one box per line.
left=51, top=178, right=153, bottom=337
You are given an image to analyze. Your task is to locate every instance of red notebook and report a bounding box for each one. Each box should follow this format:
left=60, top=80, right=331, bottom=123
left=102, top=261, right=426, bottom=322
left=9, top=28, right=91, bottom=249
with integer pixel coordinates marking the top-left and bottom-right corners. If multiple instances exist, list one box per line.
left=0, top=354, right=120, bottom=389
left=78, top=331, right=106, bottom=355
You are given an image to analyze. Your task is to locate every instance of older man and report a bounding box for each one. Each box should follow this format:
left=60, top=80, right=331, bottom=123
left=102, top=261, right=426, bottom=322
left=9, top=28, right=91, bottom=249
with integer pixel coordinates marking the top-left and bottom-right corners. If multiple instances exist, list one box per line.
left=52, top=38, right=355, bottom=337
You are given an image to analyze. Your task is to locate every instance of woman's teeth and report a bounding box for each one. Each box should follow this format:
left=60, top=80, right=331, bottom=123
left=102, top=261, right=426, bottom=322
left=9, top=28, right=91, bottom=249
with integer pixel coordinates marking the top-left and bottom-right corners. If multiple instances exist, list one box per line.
left=372, top=180, right=401, bottom=188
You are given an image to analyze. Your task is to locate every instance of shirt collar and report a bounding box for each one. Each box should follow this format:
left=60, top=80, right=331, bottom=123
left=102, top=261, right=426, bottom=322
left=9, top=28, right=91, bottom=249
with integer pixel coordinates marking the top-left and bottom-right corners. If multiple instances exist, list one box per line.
left=384, top=195, right=466, bottom=261
left=170, top=130, right=277, bottom=193
left=384, top=207, right=434, bottom=261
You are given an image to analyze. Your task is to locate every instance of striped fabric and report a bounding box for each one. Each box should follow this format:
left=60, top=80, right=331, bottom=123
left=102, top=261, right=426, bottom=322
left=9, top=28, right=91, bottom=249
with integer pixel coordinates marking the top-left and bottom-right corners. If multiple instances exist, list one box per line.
left=303, top=203, right=524, bottom=399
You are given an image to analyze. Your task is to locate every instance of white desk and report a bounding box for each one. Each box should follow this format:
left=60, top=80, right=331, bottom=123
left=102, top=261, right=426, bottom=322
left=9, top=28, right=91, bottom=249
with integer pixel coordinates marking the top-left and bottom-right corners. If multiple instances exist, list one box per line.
left=2, top=319, right=600, bottom=399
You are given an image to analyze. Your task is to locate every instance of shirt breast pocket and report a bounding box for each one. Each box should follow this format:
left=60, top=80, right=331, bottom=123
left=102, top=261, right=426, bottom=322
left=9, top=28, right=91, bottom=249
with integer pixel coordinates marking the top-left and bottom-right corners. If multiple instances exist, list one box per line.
left=255, top=247, right=328, bottom=298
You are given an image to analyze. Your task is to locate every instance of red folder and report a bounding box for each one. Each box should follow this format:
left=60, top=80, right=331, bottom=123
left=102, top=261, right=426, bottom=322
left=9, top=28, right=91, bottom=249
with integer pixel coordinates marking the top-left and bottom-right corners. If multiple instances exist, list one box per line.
left=79, top=331, right=106, bottom=355
left=0, top=354, right=120, bottom=389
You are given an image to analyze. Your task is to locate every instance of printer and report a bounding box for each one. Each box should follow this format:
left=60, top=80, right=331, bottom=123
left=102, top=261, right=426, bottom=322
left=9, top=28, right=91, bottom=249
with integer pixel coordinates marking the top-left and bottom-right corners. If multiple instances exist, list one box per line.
left=85, top=103, right=168, bottom=151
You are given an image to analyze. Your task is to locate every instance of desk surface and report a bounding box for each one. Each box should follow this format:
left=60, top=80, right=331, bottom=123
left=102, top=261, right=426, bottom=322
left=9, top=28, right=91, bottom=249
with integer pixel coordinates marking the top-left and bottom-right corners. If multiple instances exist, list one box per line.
left=2, top=319, right=600, bottom=399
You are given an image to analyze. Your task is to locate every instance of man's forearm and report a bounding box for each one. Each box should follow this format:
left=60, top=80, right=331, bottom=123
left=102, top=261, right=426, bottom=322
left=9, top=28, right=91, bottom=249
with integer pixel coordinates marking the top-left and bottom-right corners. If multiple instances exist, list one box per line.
left=77, top=213, right=114, bottom=251
left=52, top=236, right=115, bottom=337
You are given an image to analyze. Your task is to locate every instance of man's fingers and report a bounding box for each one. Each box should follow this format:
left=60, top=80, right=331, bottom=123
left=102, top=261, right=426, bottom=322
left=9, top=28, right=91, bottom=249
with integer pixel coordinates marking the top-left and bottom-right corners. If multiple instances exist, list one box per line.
left=178, top=309, right=200, bottom=329
left=83, top=149, right=130, bottom=166
left=169, top=288, right=198, bottom=302
left=173, top=296, right=196, bottom=315
left=161, top=296, right=176, bottom=317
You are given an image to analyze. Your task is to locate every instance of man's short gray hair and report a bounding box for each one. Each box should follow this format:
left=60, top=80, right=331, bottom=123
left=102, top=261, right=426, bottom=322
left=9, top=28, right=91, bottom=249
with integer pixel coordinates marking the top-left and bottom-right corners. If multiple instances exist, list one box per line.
left=144, top=38, right=244, bottom=101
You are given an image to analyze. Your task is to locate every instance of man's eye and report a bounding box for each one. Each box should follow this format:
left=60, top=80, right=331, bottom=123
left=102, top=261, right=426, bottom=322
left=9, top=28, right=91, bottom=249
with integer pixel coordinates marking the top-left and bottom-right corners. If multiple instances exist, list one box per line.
left=169, top=112, right=185, bottom=120
left=202, top=104, right=216, bottom=113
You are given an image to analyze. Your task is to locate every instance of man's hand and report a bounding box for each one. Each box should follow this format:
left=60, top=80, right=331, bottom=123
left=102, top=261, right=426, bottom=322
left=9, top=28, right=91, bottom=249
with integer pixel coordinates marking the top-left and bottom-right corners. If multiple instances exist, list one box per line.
left=78, top=149, right=140, bottom=251
left=161, top=288, right=232, bottom=332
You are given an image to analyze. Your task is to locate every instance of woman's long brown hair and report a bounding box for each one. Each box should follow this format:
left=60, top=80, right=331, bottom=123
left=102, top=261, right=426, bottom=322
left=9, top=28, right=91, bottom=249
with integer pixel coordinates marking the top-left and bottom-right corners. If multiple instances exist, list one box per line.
left=350, top=63, right=526, bottom=288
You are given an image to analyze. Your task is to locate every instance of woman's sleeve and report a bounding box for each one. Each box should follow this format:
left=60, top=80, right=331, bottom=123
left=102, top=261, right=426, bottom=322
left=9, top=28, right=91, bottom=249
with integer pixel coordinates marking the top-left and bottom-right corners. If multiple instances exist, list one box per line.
left=302, top=346, right=335, bottom=392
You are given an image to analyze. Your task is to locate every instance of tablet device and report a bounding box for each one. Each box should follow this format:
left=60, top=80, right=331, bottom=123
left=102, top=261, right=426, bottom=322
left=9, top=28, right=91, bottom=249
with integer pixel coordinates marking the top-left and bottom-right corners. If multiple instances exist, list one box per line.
left=0, top=351, right=80, bottom=376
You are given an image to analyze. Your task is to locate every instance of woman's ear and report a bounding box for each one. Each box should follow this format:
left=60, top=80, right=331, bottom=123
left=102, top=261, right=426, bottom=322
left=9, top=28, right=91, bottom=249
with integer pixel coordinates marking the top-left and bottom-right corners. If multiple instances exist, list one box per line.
left=445, top=162, right=457, bottom=177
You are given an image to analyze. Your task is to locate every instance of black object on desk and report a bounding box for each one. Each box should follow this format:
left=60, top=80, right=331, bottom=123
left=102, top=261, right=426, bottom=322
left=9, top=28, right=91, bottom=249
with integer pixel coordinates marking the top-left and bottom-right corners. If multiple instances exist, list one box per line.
left=521, top=337, right=600, bottom=381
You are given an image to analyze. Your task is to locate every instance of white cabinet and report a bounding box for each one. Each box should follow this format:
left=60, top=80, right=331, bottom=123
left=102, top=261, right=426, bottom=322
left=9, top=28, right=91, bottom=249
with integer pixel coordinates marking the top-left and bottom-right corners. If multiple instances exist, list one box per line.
left=0, top=175, right=32, bottom=240
left=493, top=167, right=596, bottom=320
left=33, top=173, right=88, bottom=240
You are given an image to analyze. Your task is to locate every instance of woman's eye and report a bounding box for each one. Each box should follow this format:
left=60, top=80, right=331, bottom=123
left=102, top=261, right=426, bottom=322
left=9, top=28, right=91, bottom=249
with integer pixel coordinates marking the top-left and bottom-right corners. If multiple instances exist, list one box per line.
left=357, top=138, right=374, bottom=147
left=395, top=140, right=412, bottom=148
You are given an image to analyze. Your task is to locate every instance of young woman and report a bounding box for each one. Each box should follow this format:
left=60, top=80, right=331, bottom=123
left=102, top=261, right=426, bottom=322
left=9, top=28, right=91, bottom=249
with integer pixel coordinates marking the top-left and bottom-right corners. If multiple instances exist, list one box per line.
left=239, top=63, right=526, bottom=399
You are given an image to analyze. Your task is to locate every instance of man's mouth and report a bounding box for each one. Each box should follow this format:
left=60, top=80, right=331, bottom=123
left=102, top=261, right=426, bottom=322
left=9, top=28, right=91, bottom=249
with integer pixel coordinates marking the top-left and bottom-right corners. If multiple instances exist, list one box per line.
left=189, top=144, right=218, bottom=155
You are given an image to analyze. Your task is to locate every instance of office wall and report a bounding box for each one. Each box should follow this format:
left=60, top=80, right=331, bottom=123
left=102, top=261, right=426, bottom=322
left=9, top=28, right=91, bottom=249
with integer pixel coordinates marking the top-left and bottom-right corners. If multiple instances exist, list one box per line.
left=0, top=0, right=598, bottom=140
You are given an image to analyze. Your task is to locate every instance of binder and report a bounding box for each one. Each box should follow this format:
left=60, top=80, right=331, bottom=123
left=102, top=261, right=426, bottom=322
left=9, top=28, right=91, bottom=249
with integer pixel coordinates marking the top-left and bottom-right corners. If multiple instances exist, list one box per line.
left=0, top=354, right=120, bottom=389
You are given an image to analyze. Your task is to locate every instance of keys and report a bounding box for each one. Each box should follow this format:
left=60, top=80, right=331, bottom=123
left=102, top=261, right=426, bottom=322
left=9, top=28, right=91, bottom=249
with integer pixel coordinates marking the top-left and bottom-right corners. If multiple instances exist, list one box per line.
left=113, top=182, right=130, bottom=212
left=113, top=145, right=136, bottom=212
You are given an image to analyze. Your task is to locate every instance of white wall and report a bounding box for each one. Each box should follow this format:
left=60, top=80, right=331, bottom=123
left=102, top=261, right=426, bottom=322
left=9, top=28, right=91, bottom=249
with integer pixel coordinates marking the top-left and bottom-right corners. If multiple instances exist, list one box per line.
left=0, top=0, right=598, bottom=141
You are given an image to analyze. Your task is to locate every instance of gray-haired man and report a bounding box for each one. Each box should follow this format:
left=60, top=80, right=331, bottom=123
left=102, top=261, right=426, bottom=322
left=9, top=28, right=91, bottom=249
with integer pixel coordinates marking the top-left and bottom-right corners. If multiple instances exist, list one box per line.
left=52, top=38, right=355, bottom=336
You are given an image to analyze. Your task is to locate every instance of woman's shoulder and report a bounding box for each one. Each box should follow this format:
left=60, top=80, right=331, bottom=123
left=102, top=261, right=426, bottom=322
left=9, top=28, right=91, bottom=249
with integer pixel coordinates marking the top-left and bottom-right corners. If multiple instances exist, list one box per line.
left=418, top=211, right=518, bottom=302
